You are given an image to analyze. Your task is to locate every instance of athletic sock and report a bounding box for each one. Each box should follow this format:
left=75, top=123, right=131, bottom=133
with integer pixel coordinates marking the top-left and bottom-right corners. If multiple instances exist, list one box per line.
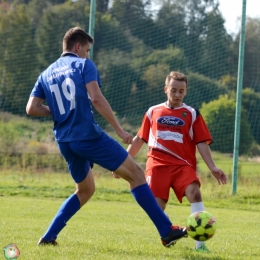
left=131, top=183, right=172, bottom=238
left=191, top=202, right=205, bottom=248
left=42, top=194, right=80, bottom=241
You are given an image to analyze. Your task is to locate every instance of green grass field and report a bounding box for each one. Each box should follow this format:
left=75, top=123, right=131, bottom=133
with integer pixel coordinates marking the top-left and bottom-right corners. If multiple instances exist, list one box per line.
left=0, top=161, right=260, bottom=260
left=0, top=196, right=259, bottom=260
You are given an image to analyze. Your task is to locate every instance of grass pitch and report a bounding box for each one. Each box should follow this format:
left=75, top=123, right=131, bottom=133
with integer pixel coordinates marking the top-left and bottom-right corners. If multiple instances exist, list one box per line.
left=0, top=152, right=260, bottom=260
left=0, top=178, right=260, bottom=260
left=0, top=197, right=259, bottom=260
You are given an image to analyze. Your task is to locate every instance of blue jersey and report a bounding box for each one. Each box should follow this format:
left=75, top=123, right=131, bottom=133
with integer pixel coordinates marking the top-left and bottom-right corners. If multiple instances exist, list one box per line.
left=30, top=53, right=103, bottom=142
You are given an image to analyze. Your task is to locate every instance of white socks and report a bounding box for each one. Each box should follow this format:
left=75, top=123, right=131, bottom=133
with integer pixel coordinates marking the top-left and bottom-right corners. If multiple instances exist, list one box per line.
left=191, top=202, right=205, bottom=249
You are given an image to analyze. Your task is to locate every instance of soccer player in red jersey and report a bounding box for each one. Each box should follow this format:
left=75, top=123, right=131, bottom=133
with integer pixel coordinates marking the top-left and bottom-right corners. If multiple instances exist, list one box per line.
left=114, top=71, right=227, bottom=252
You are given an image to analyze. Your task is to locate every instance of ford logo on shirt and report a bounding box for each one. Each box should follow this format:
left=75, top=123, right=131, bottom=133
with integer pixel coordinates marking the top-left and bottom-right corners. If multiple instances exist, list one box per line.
left=157, top=116, right=185, bottom=126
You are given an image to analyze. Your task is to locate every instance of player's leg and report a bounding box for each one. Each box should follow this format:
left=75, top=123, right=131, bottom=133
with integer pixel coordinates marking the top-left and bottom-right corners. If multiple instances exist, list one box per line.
left=114, top=155, right=187, bottom=246
left=114, top=155, right=172, bottom=236
left=113, top=152, right=147, bottom=189
left=170, top=166, right=209, bottom=251
left=40, top=170, right=94, bottom=241
left=154, top=197, right=170, bottom=220
left=185, top=182, right=209, bottom=252
left=75, top=168, right=95, bottom=206
left=155, top=197, right=167, bottom=211
left=38, top=142, right=94, bottom=245
left=185, top=181, right=202, bottom=202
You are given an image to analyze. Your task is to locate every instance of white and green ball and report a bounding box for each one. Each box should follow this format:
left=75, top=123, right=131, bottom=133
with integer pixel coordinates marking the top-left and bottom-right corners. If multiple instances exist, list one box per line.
left=187, top=211, right=216, bottom=241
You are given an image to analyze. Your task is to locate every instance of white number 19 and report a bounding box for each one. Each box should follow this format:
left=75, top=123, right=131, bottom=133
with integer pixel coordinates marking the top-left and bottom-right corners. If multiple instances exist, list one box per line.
left=50, top=78, right=76, bottom=115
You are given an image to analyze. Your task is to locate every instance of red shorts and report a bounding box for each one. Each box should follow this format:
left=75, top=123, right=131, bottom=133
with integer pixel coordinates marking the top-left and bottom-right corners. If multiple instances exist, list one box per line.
left=145, top=162, right=200, bottom=203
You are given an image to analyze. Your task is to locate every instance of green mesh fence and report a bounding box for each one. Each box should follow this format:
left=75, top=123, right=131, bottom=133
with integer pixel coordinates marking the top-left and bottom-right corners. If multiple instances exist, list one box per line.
left=0, top=0, right=260, bottom=158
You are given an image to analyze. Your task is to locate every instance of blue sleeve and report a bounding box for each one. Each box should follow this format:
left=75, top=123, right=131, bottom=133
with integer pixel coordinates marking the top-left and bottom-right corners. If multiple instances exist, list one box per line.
left=83, top=60, right=102, bottom=87
left=30, top=76, right=46, bottom=99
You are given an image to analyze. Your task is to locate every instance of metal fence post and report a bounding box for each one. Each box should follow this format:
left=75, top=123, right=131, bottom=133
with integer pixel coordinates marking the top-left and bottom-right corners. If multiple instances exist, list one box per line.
left=88, top=0, right=96, bottom=60
left=232, top=0, right=247, bottom=194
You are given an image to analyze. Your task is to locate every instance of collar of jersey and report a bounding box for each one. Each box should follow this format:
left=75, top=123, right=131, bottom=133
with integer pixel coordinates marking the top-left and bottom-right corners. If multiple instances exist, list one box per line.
left=61, top=52, right=79, bottom=57
left=165, top=102, right=185, bottom=109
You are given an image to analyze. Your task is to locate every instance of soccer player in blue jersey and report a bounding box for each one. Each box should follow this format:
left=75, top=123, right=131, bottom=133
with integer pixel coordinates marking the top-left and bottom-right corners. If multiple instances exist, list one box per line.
left=26, top=27, right=187, bottom=247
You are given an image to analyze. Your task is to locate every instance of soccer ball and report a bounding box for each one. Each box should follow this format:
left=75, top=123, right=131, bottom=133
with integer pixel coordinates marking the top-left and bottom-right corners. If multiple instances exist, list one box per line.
left=186, top=211, right=216, bottom=241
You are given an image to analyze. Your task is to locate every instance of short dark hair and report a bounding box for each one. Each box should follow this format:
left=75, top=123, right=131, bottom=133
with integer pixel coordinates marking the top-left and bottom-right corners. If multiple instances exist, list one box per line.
left=63, top=27, right=94, bottom=51
left=165, top=71, right=188, bottom=88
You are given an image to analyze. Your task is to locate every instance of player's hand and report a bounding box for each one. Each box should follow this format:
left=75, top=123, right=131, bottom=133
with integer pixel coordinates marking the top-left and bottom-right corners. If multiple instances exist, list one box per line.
left=112, top=172, right=121, bottom=179
left=116, top=129, right=133, bottom=144
left=210, top=167, right=227, bottom=185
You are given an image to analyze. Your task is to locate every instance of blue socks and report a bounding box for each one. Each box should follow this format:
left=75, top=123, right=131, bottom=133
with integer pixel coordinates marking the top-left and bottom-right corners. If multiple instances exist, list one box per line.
left=131, top=183, right=172, bottom=238
left=43, top=194, right=80, bottom=241
left=42, top=185, right=172, bottom=241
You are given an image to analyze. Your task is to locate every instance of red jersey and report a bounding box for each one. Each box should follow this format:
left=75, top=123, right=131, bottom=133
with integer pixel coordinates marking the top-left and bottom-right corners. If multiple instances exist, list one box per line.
left=137, top=102, right=212, bottom=169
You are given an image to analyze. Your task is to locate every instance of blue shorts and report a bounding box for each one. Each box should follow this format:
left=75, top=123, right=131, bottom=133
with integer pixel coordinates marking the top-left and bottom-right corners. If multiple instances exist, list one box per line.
left=58, top=132, right=128, bottom=183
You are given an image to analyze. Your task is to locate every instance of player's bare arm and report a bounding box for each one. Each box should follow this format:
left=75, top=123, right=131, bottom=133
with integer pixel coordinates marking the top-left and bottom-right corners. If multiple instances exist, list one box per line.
left=86, top=81, right=132, bottom=144
left=26, top=96, right=52, bottom=117
left=127, top=135, right=145, bottom=157
left=197, top=142, right=227, bottom=185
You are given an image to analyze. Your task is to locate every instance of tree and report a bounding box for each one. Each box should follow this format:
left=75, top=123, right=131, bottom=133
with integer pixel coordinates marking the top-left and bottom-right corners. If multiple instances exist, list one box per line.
left=219, top=75, right=237, bottom=91
left=132, top=45, right=188, bottom=110
left=141, top=45, right=187, bottom=72
left=155, top=0, right=187, bottom=49
left=229, top=88, right=260, bottom=145
left=243, top=18, right=260, bottom=92
left=110, top=0, right=157, bottom=48
left=35, top=2, right=89, bottom=70
left=141, top=63, right=170, bottom=107
left=93, top=12, right=131, bottom=55
left=241, top=88, right=260, bottom=144
left=25, top=0, right=67, bottom=4
left=231, top=18, right=260, bottom=91
left=200, top=95, right=254, bottom=155
left=181, top=0, right=219, bottom=73
left=0, top=4, right=38, bottom=115
left=197, top=9, right=233, bottom=79
left=27, top=0, right=50, bottom=29
left=154, top=0, right=234, bottom=79
left=183, top=72, right=227, bottom=109
left=96, top=0, right=109, bottom=13
left=96, top=49, right=142, bottom=118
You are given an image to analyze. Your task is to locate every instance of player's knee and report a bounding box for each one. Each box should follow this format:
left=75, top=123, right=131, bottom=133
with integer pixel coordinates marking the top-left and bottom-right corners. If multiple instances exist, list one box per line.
left=76, top=186, right=95, bottom=206
left=188, top=189, right=202, bottom=202
left=116, top=158, right=145, bottom=184
left=132, top=163, right=146, bottom=181
left=193, top=190, right=202, bottom=201
left=185, top=184, right=202, bottom=202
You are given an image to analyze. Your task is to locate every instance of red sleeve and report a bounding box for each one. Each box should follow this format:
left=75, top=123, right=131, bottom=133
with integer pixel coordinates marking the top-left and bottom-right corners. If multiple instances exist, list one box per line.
left=193, top=115, right=213, bottom=145
left=137, top=113, right=150, bottom=143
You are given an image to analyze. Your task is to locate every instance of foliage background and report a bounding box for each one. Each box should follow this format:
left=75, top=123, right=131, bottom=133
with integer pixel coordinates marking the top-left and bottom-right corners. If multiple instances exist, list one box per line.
left=0, top=0, right=260, bottom=156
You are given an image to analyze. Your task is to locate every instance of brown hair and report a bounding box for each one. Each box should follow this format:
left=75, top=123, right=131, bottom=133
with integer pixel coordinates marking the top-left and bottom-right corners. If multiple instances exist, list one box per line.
left=63, top=27, right=94, bottom=51
left=165, top=71, right=188, bottom=88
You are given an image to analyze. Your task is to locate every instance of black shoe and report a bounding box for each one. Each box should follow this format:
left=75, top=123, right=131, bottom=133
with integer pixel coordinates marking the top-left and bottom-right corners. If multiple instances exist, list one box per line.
left=37, top=237, right=58, bottom=246
left=161, top=226, right=188, bottom=247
